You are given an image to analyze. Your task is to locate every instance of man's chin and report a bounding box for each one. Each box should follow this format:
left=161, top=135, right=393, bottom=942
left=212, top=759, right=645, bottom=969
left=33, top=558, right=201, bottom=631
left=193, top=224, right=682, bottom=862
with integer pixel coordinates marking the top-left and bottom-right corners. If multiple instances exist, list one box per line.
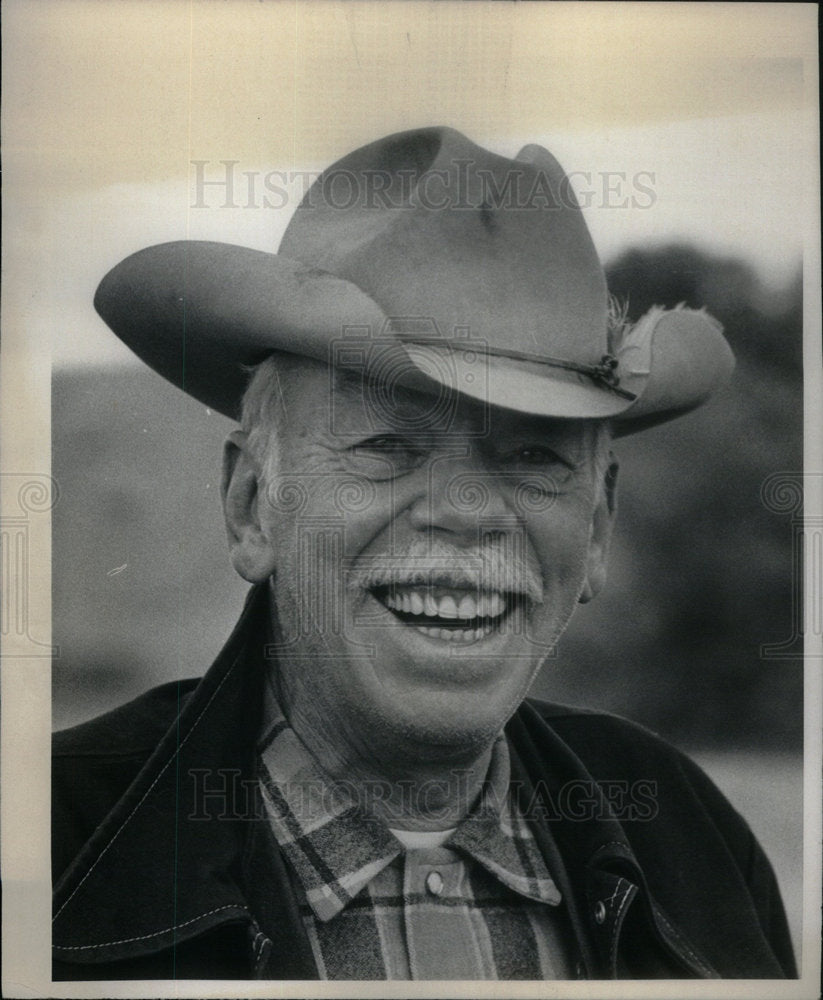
left=326, top=591, right=554, bottom=752
left=349, top=685, right=516, bottom=766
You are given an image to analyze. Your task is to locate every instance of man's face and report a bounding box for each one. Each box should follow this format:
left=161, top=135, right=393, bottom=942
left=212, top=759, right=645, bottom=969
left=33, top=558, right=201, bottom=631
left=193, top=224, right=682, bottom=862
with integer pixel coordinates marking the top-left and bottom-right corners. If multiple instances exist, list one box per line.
left=225, top=358, right=614, bottom=767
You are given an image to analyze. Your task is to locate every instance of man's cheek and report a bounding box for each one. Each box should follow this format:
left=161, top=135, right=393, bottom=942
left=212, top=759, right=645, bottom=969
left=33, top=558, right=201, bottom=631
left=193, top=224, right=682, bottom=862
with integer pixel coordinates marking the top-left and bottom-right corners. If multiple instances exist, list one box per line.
left=268, top=521, right=339, bottom=646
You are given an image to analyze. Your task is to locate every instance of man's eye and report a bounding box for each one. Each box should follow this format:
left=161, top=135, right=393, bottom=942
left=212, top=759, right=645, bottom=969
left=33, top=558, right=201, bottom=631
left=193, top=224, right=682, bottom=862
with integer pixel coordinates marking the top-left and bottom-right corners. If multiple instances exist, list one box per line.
left=494, top=444, right=577, bottom=486
left=357, top=435, right=424, bottom=456
left=504, top=445, right=571, bottom=467
left=348, top=436, right=426, bottom=477
left=359, top=435, right=409, bottom=451
left=516, top=447, right=555, bottom=465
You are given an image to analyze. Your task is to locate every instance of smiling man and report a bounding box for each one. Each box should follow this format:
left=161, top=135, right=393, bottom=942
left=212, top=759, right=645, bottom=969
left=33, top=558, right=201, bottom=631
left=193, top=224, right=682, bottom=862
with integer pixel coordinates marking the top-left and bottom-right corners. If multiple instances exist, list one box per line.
left=52, top=128, right=796, bottom=981
left=227, top=356, right=612, bottom=839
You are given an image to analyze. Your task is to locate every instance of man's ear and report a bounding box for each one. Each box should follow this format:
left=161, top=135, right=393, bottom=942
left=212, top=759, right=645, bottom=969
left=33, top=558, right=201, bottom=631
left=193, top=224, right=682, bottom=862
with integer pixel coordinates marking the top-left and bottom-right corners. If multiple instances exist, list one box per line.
left=221, top=430, right=278, bottom=583
left=578, top=454, right=619, bottom=604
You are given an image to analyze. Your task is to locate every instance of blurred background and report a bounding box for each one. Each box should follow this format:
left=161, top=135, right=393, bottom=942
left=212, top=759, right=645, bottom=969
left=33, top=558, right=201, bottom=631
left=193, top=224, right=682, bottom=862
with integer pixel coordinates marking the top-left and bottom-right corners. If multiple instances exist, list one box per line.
left=5, top=0, right=810, bottom=967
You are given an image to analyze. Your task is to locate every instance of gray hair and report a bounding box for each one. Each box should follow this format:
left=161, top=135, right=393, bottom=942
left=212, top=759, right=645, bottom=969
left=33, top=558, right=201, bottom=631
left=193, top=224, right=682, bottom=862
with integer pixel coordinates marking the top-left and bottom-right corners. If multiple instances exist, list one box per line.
left=590, top=419, right=616, bottom=508
left=239, top=353, right=291, bottom=484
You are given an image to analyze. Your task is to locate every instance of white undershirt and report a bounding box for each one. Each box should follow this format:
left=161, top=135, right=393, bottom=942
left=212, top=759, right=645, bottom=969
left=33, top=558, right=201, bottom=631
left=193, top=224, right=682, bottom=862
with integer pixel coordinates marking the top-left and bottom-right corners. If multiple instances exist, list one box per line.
left=389, top=827, right=457, bottom=849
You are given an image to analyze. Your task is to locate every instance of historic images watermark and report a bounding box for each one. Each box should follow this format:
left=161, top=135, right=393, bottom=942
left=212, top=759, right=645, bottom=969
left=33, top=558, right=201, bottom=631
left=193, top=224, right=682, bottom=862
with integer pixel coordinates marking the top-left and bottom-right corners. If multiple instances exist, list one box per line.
left=188, top=767, right=659, bottom=824
left=191, top=159, right=657, bottom=212
left=0, top=473, right=60, bottom=657
left=759, top=471, right=823, bottom=659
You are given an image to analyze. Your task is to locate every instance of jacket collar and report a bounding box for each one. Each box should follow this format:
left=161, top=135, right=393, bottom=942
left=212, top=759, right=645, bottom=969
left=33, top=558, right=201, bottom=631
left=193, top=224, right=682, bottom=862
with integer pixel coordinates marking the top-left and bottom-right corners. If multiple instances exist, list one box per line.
left=505, top=704, right=717, bottom=978
left=53, top=586, right=272, bottom=965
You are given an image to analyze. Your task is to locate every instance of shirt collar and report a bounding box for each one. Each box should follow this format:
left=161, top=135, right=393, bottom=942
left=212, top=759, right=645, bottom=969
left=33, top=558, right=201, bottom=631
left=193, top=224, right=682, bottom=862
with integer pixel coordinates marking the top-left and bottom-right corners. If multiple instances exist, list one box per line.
left=256, top=671, right=561, bottom=921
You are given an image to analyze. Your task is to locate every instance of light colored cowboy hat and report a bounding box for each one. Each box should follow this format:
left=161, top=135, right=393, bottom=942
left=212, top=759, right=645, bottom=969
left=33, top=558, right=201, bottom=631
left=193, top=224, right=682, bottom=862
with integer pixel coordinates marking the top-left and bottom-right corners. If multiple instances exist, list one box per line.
left=94, top=127, right=733, bottom=435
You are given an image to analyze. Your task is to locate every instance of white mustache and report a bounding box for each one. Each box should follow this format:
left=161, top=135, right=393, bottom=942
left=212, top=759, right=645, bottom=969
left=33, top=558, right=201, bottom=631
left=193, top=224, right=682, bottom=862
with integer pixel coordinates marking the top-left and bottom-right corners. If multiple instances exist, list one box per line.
left=346, top=536, right=544, bottom=603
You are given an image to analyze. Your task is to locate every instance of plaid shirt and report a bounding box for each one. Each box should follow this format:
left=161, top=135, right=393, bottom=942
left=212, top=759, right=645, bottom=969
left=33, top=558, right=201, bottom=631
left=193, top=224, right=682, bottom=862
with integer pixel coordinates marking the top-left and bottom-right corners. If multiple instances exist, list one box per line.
left=256, top=674, right=576, bottom=980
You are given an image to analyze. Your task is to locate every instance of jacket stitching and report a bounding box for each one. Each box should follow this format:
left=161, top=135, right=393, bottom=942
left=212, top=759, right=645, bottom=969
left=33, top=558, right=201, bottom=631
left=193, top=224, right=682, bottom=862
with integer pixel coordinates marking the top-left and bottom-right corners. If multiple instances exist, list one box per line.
left=251, top=929, right=268, bottom=962
left=653, top=906, right=714, bottom=976
left=53, top=904, right=250, bottom=951
left=592, top=840, right=632, bottom=859
left=605, top=876, right=627, bottom=909
left=608, top=882, right=635, bottom=970
left=53, top=655, right=241, bottom=923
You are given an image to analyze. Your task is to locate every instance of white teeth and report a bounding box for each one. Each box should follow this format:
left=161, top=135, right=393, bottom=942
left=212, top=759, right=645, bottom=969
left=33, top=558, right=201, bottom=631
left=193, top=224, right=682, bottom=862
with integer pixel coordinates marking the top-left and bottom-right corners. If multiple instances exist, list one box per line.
left=457, top=595, right=476, bottom=619
left=378, top=586, right=510, bottom=625
left=437, top=595, right=458, bottom=618
left=487, top=593, right=504, bottom=617
left=416, top=624, right=494, bottom=643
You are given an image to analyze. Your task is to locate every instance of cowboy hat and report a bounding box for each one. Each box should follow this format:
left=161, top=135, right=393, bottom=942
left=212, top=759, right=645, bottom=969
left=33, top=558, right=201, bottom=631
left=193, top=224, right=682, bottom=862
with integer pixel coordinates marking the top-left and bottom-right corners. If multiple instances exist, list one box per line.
left=94, top=127, right=733, bottom=435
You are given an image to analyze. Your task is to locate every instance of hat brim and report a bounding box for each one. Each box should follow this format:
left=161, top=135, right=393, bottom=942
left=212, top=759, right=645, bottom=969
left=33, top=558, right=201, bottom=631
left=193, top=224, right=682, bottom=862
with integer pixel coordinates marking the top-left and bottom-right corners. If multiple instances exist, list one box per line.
left=94, top=241, right=734, bottom=435
left=401, top=343, right=638, bottom=421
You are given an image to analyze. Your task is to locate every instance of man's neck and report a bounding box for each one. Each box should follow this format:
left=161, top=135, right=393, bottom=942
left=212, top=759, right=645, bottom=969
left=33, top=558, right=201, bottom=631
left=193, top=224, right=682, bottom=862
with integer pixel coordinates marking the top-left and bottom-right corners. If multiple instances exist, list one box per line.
left=317, top=736, right=495, bottom=833
left=271, top=670, right=496, bottom=832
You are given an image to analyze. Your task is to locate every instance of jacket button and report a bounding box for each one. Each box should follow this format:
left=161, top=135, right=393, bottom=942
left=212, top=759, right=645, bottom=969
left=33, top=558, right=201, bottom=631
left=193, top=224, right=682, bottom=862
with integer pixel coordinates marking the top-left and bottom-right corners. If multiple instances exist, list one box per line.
left=593, top=901, right=607, bottom=925
left=426, top=871, right=444, bottom=896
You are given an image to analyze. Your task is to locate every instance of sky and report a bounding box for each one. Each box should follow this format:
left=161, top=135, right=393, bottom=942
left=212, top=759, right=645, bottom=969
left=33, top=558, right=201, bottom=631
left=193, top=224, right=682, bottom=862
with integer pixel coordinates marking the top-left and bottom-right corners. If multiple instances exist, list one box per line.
left=2, top=1, right=817, bottom=368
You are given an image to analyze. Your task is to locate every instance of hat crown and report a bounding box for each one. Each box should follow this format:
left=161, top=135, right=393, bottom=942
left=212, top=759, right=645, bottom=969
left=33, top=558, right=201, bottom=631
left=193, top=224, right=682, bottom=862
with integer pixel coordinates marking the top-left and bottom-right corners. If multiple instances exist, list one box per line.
left=279, top=127, right=608, bottom=363
left=93, top=127, right=733, bottom=432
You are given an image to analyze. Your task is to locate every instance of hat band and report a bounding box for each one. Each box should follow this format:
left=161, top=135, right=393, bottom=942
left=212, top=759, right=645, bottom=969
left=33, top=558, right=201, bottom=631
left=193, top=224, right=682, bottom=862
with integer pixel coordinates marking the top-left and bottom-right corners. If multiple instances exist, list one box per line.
left=398, top=337, right=637, bottom=401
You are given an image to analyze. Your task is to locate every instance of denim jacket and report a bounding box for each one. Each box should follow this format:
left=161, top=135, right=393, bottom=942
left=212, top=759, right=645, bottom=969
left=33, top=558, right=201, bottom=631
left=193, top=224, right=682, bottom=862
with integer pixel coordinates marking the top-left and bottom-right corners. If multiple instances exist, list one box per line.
left=53, top=586, right=796, bottom=980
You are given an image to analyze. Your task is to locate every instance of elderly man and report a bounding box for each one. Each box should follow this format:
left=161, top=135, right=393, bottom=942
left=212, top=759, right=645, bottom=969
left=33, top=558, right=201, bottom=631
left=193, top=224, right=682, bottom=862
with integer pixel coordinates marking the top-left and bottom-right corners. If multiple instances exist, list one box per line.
left=52, top=128, right=795, bottom=981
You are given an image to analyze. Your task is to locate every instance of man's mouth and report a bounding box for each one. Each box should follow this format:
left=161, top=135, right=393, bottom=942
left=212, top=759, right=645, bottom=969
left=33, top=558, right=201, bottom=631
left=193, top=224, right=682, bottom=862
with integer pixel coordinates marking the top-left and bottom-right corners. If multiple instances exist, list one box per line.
left=370, top=585, right=519, bottom=643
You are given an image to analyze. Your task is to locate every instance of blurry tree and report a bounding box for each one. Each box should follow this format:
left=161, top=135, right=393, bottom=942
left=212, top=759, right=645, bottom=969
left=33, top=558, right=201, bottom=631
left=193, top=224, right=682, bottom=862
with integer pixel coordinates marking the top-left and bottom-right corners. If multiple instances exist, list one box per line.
left=607, top=245, right=803, bottom=376
left=540, top=245, right=803, bottom=750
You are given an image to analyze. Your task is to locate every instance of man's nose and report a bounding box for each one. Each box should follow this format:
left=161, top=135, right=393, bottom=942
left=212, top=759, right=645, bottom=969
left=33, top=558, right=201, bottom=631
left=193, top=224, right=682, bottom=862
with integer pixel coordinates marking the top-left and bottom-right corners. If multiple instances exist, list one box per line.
left=407, top=446, right=518, bottom=540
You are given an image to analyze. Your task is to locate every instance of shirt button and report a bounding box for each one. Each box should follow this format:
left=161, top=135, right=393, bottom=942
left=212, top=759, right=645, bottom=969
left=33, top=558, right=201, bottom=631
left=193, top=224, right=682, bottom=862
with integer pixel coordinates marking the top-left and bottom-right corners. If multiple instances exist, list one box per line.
left=593, top=901, right=607, bottom=925
left=425, top=871, right=444, bottom=896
